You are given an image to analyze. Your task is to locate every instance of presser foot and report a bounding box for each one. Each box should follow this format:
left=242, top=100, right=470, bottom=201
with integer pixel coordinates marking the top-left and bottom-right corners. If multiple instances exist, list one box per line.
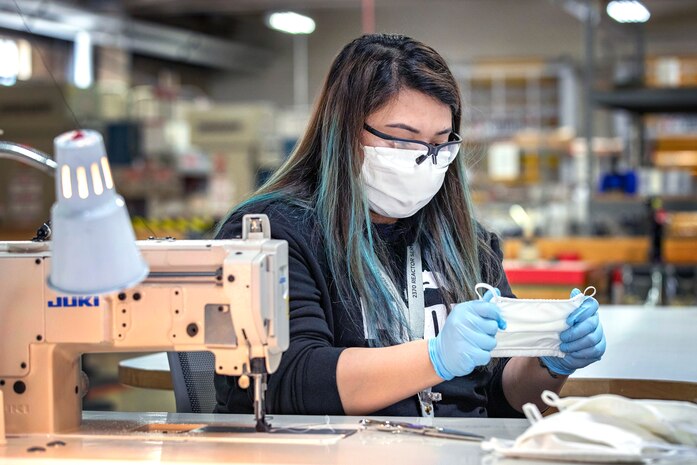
left=250, top=358, right=270, bottom=433
left=255, top=416, right=271, bottom=433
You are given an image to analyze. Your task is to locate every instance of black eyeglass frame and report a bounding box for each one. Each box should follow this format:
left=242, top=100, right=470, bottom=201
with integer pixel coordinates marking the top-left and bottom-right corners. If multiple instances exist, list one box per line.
left=363, top=123, right=463, bottom=165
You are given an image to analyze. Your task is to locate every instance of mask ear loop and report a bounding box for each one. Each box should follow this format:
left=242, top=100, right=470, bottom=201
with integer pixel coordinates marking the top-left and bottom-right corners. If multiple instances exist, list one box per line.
left=475, top=283, right=497, bottom=300
left=522, top=403, right=544, bottom=425
left=541, top=390, right=562, bottom=410
left=571, top=286, right=597, bottom=302
left=583, top=286, right=597, bottom=298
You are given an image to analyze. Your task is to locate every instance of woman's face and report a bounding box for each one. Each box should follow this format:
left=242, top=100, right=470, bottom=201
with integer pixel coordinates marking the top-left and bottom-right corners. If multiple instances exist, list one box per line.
left=362, top=88, right=452, bottom=148
left=361, top=88, right=453, bottom=224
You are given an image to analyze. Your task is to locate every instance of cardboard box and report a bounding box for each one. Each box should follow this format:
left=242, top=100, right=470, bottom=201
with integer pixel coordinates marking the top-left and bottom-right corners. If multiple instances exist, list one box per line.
left=0, top=83, right=131, bottom=139
left=207, top=151, right=256, bottom=217
left=0, top=83, right=90, bottom=136
left=187, top=104, right=275, bottom=148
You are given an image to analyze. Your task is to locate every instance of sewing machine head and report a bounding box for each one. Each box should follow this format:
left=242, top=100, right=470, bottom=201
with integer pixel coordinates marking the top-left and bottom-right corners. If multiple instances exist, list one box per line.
left=0, top=130, right=289, bottom=435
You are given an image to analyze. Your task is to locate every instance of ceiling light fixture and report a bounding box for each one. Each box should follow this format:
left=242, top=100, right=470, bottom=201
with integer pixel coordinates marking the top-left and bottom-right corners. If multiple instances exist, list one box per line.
left=606, top=0, right=651, bottom=23
left=17, top=39, right=32, bottom=81
left=0, top=39, right=19, bottom=86
left=73, top=31, right=93, bottom=89
left=267, top=12, right=316, bottom=35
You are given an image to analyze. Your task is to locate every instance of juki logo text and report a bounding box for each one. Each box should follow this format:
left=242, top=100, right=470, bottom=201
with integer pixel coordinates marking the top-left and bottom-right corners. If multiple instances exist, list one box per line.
left=48, top=296, right=101, bottom=308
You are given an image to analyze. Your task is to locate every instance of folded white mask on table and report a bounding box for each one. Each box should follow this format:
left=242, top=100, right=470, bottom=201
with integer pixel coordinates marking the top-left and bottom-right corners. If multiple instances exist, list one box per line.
left=482, top=391, right=697, bottom=464
left=545, top=390, right=697, bottom=447
left=475, top=283, right=595, bottom=358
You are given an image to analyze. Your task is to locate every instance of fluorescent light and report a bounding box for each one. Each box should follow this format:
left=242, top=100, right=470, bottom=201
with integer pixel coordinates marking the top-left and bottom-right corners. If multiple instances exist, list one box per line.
left=0, top=39, right=19, bottom=86
left=73, top=31, right=93, bottom=89
left=607, top=0, right=651, bottom=23
left=17, top=39, right=32, bottom=81
left=267, top=12, right=316, bottom=35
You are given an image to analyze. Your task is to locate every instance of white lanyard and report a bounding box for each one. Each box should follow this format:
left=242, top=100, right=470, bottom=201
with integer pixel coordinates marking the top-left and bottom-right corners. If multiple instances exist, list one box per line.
left=406, top=243, right=425, bottom=338
left=379, top=243, right=439, bottom=419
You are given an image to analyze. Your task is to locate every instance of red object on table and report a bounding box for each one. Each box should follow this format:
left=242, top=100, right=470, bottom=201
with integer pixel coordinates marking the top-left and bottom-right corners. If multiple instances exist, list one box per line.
left=555, top=251, right=580, bottom=261
left=503, top=260, right=591, bottom=286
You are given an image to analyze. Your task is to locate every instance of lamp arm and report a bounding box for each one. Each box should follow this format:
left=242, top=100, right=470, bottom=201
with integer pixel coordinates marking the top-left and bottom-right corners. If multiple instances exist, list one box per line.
left=0, top=141, right=57, bottom=176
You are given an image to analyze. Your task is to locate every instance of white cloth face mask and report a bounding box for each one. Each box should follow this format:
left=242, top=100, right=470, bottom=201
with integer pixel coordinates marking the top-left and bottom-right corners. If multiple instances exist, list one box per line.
left=543, top=391, right=697, bottom=447
left=361, top=145, right=457, bottom=219
left=475, top=283, right=596, bottom=358
left=482, top=391, right=697, bottom=464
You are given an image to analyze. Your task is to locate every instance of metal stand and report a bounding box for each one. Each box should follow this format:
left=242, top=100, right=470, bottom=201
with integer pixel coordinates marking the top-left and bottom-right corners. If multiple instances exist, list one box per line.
left=581, top=0, right=596, bottom=235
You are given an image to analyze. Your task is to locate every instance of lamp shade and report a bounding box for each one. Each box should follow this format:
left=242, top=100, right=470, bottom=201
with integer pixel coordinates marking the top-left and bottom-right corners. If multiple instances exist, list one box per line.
left=48, top=130, right=149, bottom=295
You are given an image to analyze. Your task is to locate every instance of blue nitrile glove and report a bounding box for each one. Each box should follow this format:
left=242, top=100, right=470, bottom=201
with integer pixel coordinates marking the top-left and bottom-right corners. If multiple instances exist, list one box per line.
left=541, top=289, right=606, bottom=376
left=428, top=289, right=507, bottom=381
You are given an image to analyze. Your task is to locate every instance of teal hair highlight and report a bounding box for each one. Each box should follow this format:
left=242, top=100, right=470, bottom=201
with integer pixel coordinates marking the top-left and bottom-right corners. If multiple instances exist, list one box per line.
left=421, top=155, right=486, bottom=304
left=313, top=119, right=411, bottom=345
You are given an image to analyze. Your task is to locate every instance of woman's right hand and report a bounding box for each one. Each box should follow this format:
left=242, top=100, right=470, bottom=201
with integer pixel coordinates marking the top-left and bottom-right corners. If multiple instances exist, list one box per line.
left=427, top=289, right=506, bottom=381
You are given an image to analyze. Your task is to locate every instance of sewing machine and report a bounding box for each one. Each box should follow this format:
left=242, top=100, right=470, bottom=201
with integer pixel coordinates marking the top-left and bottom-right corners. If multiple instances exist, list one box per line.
left=0, top=132, right=290, bottom=438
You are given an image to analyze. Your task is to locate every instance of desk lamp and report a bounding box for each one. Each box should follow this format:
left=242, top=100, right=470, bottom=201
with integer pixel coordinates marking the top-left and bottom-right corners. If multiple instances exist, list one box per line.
left=48, top=130, right=148, bottom=294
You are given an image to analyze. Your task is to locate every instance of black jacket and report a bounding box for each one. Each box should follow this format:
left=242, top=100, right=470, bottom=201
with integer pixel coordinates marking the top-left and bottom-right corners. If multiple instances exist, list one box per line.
left=214, top=199, right=523, bottom=418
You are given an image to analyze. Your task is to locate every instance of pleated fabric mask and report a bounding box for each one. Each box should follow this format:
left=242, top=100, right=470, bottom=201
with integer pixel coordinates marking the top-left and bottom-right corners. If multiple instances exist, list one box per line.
left=475, top=282, right=596, bottom=358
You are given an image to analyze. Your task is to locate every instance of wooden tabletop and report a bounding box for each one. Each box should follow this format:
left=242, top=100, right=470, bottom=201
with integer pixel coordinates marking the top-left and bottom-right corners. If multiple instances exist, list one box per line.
left=119, top=306, right=697, bottom=401
left=119, top=352, right=173, bottom=390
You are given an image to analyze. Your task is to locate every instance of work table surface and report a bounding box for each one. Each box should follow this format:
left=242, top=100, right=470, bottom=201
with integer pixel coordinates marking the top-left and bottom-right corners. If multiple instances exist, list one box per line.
left=3, top=411, right=696, bottom=464
left=574, top=306, right=697, bottom=383
left=1, top=412, right=529, bottom=464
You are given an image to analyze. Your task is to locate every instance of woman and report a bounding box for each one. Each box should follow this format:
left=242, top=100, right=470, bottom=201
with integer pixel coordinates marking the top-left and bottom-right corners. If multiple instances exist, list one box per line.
left=215, top=33, right=605, bottom=417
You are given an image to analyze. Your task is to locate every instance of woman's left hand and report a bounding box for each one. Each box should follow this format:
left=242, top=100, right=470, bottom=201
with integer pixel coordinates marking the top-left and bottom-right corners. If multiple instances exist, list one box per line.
left=540, top=289, right=606, bottom=376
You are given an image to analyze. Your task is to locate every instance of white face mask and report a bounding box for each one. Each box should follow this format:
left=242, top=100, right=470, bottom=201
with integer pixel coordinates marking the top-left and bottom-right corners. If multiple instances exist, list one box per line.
left=482, top=390, right=697, bottom=463
left=475, top=283, right=595, bottom=358
left=544, top=391, right=697, bottom=447
left=361, top=145, right=458, bottom=219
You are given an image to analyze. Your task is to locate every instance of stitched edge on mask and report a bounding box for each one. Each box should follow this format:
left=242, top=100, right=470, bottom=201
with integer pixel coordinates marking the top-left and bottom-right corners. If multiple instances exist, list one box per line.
left=493, top=296, right=586, bottom=303
left=475, top=283, right=594, bottom=303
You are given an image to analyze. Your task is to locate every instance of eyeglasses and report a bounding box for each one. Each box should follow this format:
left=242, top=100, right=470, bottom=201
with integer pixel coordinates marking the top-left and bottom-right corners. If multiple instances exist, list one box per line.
left=363, top=123, right=462, bottom=165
